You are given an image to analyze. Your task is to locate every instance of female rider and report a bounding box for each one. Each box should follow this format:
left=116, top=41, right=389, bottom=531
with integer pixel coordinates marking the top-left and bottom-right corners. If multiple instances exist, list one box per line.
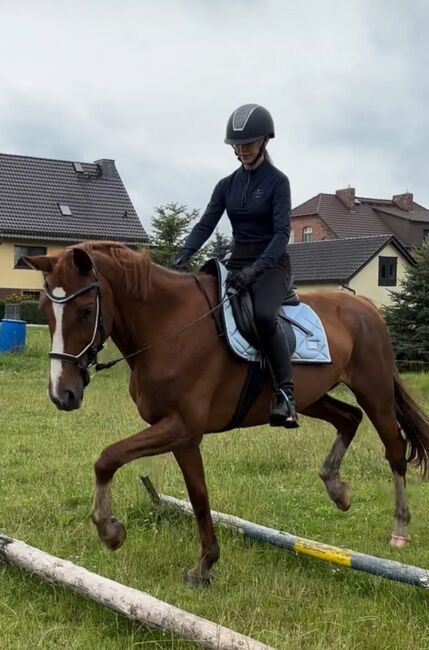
left=172, top=103, right=298, bottom=428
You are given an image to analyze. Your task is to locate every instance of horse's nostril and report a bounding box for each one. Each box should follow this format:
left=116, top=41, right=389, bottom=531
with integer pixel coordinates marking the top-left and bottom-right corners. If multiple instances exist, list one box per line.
left=64, top=389, right=76, bottom=405
left=56, top=388, right=79, bottom=411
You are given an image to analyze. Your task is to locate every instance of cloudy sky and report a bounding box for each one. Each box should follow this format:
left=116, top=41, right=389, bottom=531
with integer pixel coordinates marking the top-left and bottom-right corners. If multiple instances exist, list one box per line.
left=0, top=0, right=427, bottom=237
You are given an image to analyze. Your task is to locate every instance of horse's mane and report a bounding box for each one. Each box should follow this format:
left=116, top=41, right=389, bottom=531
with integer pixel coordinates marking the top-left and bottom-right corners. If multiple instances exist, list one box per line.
left=74, top=241, right=152, bottom=300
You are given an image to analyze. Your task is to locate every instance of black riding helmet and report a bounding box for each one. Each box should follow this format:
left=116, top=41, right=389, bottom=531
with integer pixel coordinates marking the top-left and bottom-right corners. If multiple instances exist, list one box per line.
left=225, top=104, right=275, bottom=145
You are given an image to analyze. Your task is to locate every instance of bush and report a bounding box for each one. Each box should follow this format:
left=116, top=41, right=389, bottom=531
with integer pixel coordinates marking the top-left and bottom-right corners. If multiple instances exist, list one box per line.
left=3, top=292, right=35, bottom=303
left=1, top=294, right=43, bottom=323
left=19, top=301, right=46, bottom=325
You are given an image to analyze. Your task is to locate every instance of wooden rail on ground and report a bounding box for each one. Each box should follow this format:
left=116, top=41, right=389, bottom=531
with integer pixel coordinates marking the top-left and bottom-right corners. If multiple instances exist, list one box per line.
left=0, top=534, right=276, bottom=650
left=141, top=476, right=429, bottom=590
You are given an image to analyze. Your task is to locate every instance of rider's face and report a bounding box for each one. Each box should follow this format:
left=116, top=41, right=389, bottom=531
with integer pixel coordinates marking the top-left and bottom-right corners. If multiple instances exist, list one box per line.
left=234, top=138, right=265, bottom=164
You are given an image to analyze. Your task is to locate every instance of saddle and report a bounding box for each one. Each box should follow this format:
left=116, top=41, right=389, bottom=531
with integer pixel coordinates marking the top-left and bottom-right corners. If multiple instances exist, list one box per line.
left=202, top=259, right=331, bottom=365
left=200, top=259, right=331, bottom=431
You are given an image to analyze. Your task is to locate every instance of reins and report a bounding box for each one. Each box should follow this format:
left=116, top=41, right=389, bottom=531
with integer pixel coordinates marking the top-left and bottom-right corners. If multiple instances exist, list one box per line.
left=95, top=278, right=232, bottom=373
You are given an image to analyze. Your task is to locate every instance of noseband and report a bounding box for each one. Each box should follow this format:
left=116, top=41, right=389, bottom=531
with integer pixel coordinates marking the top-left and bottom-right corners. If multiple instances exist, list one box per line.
left=44, top=268, right=105, bottom=386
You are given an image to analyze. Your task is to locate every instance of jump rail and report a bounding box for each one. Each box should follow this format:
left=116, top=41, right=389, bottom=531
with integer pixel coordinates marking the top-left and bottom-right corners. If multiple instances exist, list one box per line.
left=141, top=476, right=429, bottom=590
left=0, top=534, right=276, bottom=650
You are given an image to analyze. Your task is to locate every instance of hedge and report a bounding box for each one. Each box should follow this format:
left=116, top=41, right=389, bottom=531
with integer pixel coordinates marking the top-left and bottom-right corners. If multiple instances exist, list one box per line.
left=0, top=300, right=46, bottom=324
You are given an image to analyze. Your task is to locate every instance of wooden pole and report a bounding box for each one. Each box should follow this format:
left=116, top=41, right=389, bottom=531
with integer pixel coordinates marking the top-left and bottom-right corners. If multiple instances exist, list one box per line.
left=140, top=476, right=429, bottom=590
left=0, top=534, right=276, bottom=650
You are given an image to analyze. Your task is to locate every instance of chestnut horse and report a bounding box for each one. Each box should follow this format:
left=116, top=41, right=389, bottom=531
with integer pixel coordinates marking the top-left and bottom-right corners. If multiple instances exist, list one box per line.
left=26, top=241, right=429, bottom=585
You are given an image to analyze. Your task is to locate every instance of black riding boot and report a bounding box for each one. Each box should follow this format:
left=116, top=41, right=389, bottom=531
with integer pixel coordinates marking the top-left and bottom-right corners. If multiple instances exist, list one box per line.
left=263, top=321, right=299, bottom=428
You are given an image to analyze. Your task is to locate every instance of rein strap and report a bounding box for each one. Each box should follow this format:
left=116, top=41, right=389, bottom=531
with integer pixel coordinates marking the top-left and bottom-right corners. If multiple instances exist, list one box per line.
left=95, top=282, right=233, bottom=373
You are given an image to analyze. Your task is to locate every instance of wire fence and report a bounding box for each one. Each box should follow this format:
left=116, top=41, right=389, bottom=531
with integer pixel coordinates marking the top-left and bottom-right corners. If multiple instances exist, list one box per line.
left=396, top=360, right=429, bottom=373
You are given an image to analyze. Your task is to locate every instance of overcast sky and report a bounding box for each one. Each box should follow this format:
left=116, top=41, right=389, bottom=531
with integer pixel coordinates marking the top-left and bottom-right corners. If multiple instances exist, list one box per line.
left=0, top=0, right=427, bottom=237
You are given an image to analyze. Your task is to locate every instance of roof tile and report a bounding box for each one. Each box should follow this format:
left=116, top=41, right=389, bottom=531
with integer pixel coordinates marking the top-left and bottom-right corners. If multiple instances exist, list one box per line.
left=292, top=192, right=429, bottom=244
left=288, top=235, right=414, bottom=283
left=0, top=153, right=149, bottom=245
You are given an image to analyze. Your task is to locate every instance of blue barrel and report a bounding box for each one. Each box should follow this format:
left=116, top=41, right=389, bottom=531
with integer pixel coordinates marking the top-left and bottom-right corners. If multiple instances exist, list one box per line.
left=0, top=319, right=27, bottom=353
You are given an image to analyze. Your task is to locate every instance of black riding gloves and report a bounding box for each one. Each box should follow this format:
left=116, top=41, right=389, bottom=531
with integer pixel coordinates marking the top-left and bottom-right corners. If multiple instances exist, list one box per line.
left=226, top=266, right=258, bottom=292
left=171, top=250, right=192, bottom=270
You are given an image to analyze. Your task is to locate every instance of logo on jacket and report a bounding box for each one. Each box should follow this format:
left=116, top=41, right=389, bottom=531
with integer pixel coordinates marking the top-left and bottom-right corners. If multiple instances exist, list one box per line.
left=251, top=188, right=263, bottom=199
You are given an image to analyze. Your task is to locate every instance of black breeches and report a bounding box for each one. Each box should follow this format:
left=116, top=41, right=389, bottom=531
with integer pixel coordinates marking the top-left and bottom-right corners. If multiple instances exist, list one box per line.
left=250, top=266, right=294, bottom=391
left=250, top=267, right=289, bottom=340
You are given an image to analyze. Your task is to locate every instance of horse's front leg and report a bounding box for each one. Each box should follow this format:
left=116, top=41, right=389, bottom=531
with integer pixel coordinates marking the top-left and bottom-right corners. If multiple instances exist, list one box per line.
left=174, top=446, right=219, bottom=586
left=91, top=415, right=190, bottom=550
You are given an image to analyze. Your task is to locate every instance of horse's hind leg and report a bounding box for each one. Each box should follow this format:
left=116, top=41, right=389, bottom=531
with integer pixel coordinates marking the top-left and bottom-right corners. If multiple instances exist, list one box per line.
left=348, top=378, right=411, bottom=547
left=174, top=445, right=219, bottom=586
left=303, top=394, right=363, bottom=511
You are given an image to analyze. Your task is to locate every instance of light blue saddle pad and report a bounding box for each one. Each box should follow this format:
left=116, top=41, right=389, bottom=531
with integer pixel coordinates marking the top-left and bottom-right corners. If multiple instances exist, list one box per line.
left=218, top=262, right=331, bottom=365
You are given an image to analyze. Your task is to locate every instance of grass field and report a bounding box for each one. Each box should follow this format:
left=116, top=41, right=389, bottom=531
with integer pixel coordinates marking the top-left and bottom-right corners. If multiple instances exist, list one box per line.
left=1, top=328, right=429, bottom=649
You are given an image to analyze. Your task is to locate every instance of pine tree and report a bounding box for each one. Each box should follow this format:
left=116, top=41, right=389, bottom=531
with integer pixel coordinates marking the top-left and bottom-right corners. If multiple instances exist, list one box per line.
left=384, top=242, right=429, bottom=362
left=149, top=202, right=201, bottom=269
left=204, top=229, right=232, bottom=261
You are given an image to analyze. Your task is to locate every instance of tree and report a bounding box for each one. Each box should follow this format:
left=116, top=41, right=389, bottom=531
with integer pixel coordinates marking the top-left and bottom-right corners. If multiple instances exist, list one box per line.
left=149, top=202, right=201, bottom=269
left=204, top=229, right=233, bottom=262
left=383, top=242, right=429, bottom=362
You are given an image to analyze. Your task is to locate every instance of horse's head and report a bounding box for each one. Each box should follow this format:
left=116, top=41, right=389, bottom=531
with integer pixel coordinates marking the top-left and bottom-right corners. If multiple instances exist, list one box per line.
left=25, top=246, right=113, bottom=411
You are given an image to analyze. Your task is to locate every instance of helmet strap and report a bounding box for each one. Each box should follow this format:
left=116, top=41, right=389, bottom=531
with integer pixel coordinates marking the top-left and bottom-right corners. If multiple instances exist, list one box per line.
left=233, top=137, right=268, bottom=168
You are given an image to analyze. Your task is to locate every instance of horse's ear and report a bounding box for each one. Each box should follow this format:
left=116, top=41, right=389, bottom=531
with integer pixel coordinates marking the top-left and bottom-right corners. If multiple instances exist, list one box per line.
left=23, top=255, right=58, bottom=273
left=72, top=248, right=93, bottom=275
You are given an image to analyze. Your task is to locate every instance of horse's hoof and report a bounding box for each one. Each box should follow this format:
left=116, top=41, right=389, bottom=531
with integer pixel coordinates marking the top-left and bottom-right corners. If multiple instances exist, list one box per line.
left=390, top=533, right=411, bottom=548
left=334, top=488, right=351, bottom=512
left=184, top=571, right=212, bottom=588
left=326, top=481, right=351, bottom=511
left=96, top=517, right=127, bottom=550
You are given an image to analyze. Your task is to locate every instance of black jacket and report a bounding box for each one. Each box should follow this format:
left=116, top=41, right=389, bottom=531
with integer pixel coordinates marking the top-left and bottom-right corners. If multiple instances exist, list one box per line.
left=182, top=160, right=291, bottom=274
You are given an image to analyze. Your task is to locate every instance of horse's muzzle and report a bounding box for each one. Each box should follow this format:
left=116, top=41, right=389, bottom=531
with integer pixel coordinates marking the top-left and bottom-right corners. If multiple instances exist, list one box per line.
left=50, top=387, right=82, bottom=411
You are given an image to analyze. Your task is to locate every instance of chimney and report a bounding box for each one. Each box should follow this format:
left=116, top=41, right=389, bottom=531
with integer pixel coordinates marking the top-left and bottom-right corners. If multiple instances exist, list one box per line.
left=335, top=186, right=355, bottom=211
left=392, top=192, right=413, bottom=212
left=94, top=158, right=116, bottom=180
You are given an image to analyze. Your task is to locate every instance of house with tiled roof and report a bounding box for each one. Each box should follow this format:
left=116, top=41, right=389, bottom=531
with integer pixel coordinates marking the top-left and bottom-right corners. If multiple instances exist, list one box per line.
left=291, top=187, right=429, bottom=249
left=289, top=234, right=415, bottom=307
left=0, top=152, right=149, bottom=298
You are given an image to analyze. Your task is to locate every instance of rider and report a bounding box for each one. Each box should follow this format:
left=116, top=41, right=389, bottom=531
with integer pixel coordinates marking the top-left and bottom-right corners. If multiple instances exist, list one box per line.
left=172, top=103, right=298, bottom=428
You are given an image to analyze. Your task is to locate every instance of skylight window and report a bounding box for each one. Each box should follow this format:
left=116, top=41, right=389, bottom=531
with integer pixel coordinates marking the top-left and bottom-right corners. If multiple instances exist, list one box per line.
left=73, top=162, right=84, bottom=173
left=59, top=203, right=72, bottom=216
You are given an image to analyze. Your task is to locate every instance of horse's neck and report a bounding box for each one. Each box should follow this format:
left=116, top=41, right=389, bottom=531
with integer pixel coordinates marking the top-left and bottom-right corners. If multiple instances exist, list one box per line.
left=108, top=264, right=195, bottom=365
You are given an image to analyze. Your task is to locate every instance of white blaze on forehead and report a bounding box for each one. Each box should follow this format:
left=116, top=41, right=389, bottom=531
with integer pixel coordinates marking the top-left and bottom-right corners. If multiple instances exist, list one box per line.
left=50, top=287, right=66, bottom=399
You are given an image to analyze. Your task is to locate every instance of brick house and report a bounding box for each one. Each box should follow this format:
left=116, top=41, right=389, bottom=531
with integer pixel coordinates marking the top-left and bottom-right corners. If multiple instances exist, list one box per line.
left=0, top=153, right=149, bottom=298
left=291, top=187, right=429, bottom=249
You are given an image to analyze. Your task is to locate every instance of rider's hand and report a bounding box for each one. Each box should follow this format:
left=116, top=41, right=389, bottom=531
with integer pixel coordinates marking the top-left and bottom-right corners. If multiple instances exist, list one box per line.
left=171, top=250, right=192, bottom=271
left=226, top=266, right=257, bottom=292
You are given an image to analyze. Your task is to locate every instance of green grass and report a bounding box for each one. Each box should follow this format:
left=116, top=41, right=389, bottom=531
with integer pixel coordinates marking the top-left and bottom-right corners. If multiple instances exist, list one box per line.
left=1, top=328, right=429, bottom=649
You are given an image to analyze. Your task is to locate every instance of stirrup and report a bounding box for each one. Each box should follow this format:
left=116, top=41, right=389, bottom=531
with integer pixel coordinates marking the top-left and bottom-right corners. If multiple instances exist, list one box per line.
left=269, top=390, right=299, bottom=429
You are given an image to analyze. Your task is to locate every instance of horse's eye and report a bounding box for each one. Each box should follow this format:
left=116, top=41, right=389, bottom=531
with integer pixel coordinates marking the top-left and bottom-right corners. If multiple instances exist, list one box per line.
left=79, top=307, right=93, bottom=322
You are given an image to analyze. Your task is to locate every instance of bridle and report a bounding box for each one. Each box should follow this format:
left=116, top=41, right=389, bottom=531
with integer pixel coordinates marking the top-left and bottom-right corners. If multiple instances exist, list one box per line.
left=43, top=267, right=105, bottom=386
left=43, top=262, right=234, bottom=383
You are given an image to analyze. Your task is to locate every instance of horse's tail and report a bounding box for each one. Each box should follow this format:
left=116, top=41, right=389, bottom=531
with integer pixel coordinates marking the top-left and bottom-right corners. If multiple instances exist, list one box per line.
left=394, top=373, right=429, bottom=478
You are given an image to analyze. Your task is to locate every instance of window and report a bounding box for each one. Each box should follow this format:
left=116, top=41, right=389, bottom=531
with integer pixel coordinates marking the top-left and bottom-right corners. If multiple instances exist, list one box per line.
left=14, top=245, right=47, bottom=269
left=289, top=230, right=295, bottom=244
left=303, top=226, right=313, bottom=243
left=59, top=203, right=72, bottom=216
left=423, top=229, right=429, bottom=242
left=378, top=256, right=397, bottom=287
